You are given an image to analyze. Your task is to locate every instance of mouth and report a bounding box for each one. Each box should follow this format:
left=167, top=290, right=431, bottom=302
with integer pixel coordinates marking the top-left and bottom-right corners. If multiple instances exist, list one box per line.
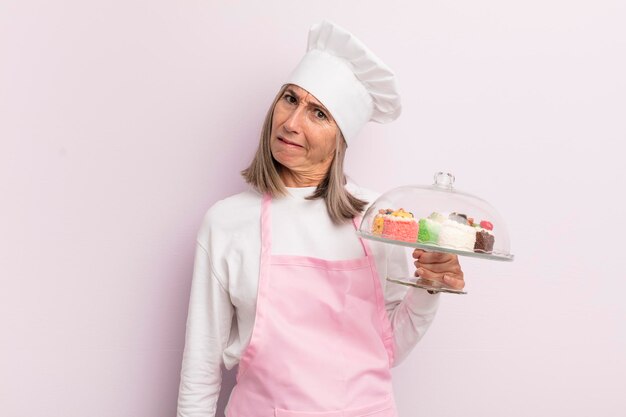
left=278, top=136, right=303, bottom=148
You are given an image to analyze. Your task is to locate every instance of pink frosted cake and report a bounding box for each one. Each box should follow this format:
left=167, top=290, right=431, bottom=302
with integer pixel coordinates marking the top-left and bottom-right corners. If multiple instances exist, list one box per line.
left=372, top=208, right=419, bottom=242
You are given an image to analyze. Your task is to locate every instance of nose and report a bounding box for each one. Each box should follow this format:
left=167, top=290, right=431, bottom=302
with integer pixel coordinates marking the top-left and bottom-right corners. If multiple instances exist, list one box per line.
left=283, top=104, right=306, bottom=134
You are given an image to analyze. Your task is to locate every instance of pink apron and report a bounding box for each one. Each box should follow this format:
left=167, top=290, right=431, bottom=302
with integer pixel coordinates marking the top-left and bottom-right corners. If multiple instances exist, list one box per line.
left=225, top=193, right=397, bottom=417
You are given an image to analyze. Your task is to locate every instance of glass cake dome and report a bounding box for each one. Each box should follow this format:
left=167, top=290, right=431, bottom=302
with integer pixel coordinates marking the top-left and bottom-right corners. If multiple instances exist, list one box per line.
left=356, top=172, right=514, bottom=294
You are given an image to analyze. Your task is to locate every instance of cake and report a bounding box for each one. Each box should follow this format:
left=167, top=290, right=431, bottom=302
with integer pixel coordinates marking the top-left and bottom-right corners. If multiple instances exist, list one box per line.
left=371, top=208, right=390, bottom=236
left=438, top=214, right=477, bottom=251
left=473, top=220, right=495, bottom=253
left=417, top=212, right=445, bottom=244
left=372, top=208, right=419, bottom=242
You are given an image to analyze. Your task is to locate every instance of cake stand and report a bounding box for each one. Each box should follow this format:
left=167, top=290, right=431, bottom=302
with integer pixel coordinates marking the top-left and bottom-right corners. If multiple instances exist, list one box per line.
left=355, top=172, right=514, bottom=295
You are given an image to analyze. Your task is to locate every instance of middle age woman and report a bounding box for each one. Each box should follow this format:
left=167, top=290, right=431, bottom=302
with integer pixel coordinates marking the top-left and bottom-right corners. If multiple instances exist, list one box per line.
left=177, top=20, right=465, bottom=417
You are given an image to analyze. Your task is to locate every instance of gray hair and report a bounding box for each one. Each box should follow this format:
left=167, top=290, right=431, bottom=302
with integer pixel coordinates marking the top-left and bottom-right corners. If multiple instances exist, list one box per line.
left=241, top=84, right=367, bottom=224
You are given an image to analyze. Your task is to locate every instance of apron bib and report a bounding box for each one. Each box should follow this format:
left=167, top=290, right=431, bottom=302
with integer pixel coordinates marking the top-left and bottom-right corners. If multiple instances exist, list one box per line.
left=226, top=193, right=397, bottom=417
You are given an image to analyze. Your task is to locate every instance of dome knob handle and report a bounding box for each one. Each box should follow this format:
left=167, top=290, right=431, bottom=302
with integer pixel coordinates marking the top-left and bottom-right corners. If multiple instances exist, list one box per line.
left=433, top=172, right=455, bottom=189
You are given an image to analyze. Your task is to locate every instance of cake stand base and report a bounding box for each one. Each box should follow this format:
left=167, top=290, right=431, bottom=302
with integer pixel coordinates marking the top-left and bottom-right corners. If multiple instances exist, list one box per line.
left=386, top=277, right=467, bottom=295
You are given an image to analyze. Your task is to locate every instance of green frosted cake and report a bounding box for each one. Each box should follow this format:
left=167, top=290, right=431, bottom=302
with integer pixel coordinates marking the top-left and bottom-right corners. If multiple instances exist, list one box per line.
left=418, top=217, right=441, bottom=243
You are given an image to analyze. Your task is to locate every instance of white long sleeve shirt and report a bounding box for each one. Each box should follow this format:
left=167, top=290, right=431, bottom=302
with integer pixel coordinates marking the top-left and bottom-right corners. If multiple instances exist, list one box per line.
left=177, top=182, right=440, bottom=417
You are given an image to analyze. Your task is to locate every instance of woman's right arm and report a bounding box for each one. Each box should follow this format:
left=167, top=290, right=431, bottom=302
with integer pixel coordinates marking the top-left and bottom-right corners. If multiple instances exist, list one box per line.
left=177, top=239, right=234, bottom=417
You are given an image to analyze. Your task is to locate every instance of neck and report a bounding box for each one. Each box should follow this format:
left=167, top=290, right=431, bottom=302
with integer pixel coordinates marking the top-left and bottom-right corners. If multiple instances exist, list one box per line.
left=279, top=167, right=326, bottom=188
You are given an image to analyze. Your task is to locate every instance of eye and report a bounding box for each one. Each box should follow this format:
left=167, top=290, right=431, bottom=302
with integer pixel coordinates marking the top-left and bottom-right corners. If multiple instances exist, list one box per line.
left=314, top=109, right=327, bottom=120
left=283, top=93, right=297, bottom=104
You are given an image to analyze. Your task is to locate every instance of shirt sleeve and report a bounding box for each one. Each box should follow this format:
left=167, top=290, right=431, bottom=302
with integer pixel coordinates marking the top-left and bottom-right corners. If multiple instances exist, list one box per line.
left=383, top=244, right=440, bottom=367
left=177, top=240, right=234, bottom=417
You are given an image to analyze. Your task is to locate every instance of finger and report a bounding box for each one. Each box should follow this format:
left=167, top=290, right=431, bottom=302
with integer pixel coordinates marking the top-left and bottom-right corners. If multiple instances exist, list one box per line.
left=415, top=267, right=446, bottom=284
left=418, top=251, right=457, bottom=264
left=443, top=274, right=465, bottom=290
left=414, top=254, right=459, bottom=269
left=412, top=249, right=426, bottom=259
left=416, top=267, right=464, bottom=286
left=414, top=260, right=462, bottom=274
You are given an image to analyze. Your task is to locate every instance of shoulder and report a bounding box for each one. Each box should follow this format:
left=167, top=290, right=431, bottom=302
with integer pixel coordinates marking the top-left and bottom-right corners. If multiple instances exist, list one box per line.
left=345, top=181, right=382, bottom=212
left=197, top=187, right=262, bottom=242
left=345, top=180, right=391, bottom=257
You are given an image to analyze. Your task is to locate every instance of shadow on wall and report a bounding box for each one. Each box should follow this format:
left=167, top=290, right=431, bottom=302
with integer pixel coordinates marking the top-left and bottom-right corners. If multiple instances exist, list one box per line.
left=216, top=365, right=238, bottom=417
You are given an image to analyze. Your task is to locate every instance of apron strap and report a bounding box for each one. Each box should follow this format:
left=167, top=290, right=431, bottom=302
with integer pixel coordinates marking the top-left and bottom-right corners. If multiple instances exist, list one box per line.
left=261, top=193, right=272, bottom=256
left=352, top=215, right=373, bottom=257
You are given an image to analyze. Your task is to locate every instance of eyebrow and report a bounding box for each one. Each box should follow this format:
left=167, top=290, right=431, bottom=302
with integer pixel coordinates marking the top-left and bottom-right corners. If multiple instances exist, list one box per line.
left=285, top=88, right=332, bottom=116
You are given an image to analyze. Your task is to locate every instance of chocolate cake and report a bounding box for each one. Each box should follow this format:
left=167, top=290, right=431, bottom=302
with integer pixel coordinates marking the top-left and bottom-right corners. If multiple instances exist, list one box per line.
left=474, top=229, right=495, bottom=253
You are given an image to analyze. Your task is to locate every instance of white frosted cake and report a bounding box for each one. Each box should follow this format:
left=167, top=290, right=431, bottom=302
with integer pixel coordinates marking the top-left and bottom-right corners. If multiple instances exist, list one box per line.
left=438, top=219, right=477, bottom=251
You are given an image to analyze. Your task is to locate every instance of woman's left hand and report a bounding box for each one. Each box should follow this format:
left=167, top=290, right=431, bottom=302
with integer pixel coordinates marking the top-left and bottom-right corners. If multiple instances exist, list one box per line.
left=412, top=249, right=465, bottom=291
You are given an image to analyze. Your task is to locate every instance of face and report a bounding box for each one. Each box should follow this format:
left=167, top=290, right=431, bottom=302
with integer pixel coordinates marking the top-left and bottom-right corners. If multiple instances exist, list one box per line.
left=269, top=84, right=339, bottom=180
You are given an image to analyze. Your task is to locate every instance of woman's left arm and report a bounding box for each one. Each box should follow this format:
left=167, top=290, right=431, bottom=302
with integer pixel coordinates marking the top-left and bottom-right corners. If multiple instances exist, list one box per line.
left=383, top=246, right=464, bottom=367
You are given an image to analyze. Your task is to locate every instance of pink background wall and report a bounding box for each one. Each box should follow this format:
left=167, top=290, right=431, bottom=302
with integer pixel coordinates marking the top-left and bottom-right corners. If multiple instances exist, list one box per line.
left=2, top=1, right=624, bottom=416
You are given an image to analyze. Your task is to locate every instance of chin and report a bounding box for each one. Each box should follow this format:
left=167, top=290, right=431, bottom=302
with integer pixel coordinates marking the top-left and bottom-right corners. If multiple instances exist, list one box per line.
left=270, top=147, right=288, bottom=164
left=274, top=154, right=297, bottom=169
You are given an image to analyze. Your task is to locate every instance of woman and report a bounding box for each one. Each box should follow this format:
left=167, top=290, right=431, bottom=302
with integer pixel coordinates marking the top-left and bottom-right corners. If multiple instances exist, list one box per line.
left=177, top=20, right=465, bottom=417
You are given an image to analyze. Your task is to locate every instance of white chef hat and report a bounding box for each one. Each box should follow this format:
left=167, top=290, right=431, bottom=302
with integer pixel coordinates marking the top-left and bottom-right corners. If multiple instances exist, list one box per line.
left=286, top=20, right=402, bottom=145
